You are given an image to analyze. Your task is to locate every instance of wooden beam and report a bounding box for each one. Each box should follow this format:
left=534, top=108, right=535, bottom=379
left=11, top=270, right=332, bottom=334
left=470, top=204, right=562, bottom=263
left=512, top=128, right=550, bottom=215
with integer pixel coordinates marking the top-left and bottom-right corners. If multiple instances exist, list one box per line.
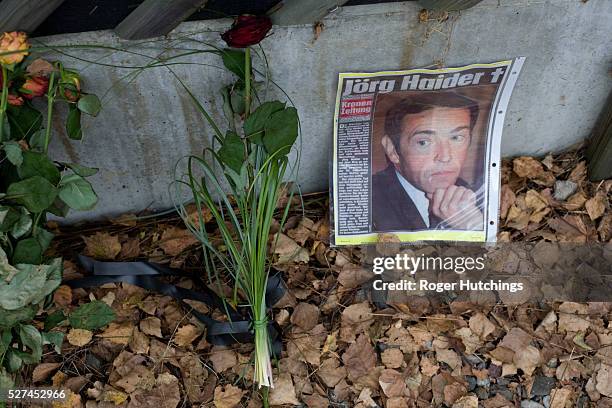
left=0, top=0, right=66, bottom=33
left=587, top=91, right=612, bottom=181
left=269, top=0, right=349, bottom=26
left=115, top=0, right=208, bottom=40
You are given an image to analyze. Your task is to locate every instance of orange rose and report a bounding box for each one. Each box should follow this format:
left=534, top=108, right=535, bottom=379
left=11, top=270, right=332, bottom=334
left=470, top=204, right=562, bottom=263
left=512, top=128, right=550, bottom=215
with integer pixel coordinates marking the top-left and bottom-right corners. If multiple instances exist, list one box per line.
left=20, top=76, right=49, bottom=99
left=0, top=31, right=29, bottom=66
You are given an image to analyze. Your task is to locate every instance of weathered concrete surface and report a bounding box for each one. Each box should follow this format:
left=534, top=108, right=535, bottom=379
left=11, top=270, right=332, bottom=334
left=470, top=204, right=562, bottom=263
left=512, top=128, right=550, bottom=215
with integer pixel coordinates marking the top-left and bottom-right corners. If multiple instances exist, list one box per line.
left=37, top=0, right=612, bottom=221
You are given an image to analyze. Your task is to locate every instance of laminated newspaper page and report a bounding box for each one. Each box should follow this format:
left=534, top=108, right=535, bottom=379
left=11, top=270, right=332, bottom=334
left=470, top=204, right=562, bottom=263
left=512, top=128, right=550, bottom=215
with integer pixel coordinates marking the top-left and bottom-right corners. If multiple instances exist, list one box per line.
left=331, top=58, right=525, bottom=245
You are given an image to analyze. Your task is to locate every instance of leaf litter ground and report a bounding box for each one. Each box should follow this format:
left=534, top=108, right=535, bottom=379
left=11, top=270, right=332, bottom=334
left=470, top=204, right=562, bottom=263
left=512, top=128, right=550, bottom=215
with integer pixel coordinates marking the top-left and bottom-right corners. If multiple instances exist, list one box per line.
left=18, top=145, right=612, bottom=407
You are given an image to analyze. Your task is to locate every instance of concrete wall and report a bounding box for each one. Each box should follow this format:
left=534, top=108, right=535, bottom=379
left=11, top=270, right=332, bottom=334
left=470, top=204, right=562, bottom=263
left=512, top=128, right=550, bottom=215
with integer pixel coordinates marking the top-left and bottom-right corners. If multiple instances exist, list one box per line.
left=39, top=0, right=612, bottom=221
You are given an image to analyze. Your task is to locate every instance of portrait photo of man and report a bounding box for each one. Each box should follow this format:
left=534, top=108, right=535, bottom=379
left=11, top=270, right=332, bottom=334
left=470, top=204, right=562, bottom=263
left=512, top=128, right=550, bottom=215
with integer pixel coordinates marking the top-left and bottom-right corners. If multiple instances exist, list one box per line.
left=371, top=90, right=488, bottom=232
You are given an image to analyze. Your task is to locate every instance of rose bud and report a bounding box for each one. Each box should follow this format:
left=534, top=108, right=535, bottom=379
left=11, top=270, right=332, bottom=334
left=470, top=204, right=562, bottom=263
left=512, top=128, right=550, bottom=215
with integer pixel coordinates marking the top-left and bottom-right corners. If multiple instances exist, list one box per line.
left=8, top=94, right=24, bottom=106
left=20, top=76, right=49, bottom=99
left=0, top=31, right=30, bottom=66
left=221, top=15, right=272, bottom=48
left=61, top=70, right=81, bottom=102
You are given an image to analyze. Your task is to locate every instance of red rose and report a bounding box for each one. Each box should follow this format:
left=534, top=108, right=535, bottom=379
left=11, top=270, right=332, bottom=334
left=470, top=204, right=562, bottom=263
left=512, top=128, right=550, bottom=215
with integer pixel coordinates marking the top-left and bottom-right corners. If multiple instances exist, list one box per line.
left=20, top=76, right=49, bottom=99
left=8, top=94, right=23, bottom=106
left=221, top=15, right=272, bottom=48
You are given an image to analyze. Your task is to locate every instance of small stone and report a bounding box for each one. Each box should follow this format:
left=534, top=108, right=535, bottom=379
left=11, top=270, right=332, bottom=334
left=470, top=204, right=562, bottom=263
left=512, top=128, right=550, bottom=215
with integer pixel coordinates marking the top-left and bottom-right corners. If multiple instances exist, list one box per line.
left=521, top=401, right=545, bottom=408
left=553, top=180, right=577, bottom=201
left=475, top=386, right=489, bottom=400
left=476, top=378, right=491, bottom=387
left=546, top=358, right=558, bottom=368
left=491, top=385, right=513, bottom=401
left=542, top=395, right=551, bottom=408
left=531, top=376, right=556, bottom=397
left=466, top=376, right=477, bottom=392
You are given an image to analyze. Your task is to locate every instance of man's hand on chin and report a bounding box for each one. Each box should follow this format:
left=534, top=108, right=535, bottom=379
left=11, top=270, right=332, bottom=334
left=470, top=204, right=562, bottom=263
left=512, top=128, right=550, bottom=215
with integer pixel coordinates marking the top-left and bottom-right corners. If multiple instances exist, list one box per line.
left=426, top=185, right=483, bottom=230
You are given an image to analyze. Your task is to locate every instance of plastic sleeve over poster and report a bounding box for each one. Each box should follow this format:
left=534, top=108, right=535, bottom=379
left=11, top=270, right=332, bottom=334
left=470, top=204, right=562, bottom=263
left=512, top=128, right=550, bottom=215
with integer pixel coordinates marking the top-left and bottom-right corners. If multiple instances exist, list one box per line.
left=330, top=58, right=526, bottom=246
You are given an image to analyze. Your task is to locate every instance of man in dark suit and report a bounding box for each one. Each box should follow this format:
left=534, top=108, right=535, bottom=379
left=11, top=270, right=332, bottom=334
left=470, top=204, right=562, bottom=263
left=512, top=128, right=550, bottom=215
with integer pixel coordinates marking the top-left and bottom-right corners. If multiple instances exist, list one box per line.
left=372, top=92, right=484, bottom=232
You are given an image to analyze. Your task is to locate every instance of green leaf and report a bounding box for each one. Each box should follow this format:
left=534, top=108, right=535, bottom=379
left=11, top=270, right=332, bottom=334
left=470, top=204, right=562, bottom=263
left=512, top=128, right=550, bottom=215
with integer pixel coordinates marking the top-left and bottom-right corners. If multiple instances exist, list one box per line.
left=34, top=228, right=54, bottom=254
left=44, top=310, right=66, bottom=331
left=59, top=173, right=98, bottom=211
left=69, top=300, right=116, bottom=330
left=221, top=86, right=235, bottom=124
left=0, top=206, right=20, bottom=233
left=66, top=105, right=82, bottom=140
left=6, top=349, right=23, bottom=372
left=0, top=257, right=62, bottom=310
left=0, top=247, right=17, bottom=281
left=221, top=49, right=246, bottom=80
left=7, top=176, right=58, bottom=213
left=41, top=331, right=64, bottom=354
left=77, top=94, right=102, bottom=117
left=244, top=101, right=286, bottom=145
left=47, top=197, right=70, bottom=218
left=229, top=85, right=246, bottom=116
left=0, top=331, right=11, bottom=355
left=10, top=206, right=32, bottom=240
left=6, top=103, right=43, bottom=140
left=29, top=129, right=46, bottom=152
left=0, top=305, right=37, bottom=330
left=64, top=162, right=99, bottom=177
left=217, top=131, right=244, bottom=174
left=2, top=141, right=23, bottom=166
left=18, top=324, right=42, bottom=364
left=12, top=237, right=42, bottom=265
left=17, top=151, right=61, bottom=184
left=0, top=367, right=14, bottom=394
left=263, top=107, right=299, bottom=156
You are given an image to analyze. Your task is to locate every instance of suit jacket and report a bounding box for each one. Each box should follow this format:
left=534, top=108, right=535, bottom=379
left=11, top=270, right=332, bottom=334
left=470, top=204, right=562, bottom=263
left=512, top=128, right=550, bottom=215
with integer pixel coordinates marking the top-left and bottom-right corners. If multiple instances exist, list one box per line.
left=371, top=165, right=480, bottom=232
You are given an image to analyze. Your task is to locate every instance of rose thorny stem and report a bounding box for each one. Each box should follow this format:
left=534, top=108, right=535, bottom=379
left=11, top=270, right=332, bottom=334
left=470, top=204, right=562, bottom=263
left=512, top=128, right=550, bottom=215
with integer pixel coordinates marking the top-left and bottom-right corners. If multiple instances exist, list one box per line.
left=43, top=71, right=56, bottom=154
left=244, top=47, right=252, bottom=119
left=0, top=66, right=8, bottom=142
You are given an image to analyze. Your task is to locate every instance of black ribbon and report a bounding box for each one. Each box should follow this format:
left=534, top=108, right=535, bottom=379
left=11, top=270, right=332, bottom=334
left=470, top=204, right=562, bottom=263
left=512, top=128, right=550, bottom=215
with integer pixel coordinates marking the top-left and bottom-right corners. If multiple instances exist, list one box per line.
left=66, top=255, right=285, bottom=356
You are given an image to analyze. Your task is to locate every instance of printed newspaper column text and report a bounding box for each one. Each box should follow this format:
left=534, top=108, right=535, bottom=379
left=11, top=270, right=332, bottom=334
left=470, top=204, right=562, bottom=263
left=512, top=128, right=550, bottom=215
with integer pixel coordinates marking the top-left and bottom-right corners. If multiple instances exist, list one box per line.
left=337, top=94, right=373, bottom=234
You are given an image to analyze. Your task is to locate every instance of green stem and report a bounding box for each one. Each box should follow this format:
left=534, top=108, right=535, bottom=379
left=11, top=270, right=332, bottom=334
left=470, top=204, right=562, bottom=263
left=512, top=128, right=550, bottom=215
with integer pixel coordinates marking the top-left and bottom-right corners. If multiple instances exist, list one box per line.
left=262, top=385, right=270, bottom=408
left=0, top=66, right=8, bottom=142
left=244, top=48, right=251, bottom=119
left=43, top=72, right=56, bottom=154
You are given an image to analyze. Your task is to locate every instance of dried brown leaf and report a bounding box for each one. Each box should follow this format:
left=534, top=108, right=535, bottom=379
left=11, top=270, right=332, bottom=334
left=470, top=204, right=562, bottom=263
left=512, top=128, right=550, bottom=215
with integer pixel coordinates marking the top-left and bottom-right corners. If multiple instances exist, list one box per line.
left=381, top=348, right=404, bottom=369
left=340, top=301, right=372, bottom=343
left=342, top=334, right=376, bottom=381
left=469, top=312, right=496, bottom=339
left=98, top=321, right=133, bottom=345
left=32, top=363, right=61, bottom=383
left=379, top=368, right=406, bottom=398
left=273, top=233, right=309, bottom=264
left=83, top=232, right=122, bottom=260
left=269, top=373, right=300, bottom=406
left=318, top=358, right=347, bottom=388
left=596, top=364, right=612, bottom=397
left=209, top=348, right=237, bottom=373
left=173, top=324, right=202, bottom=348
left=53, top=285, right=72, bottom=307
left=513, top=156, right=543, bottom=178
left=585, top=192, right=607, bottom=221
left=66, top=328, right=93, bottom=347
left=159, top=226, right=198, bottom=256
left=290, top=302, right=319, bottom=331
left=140, top=317, right=163, bottom=338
